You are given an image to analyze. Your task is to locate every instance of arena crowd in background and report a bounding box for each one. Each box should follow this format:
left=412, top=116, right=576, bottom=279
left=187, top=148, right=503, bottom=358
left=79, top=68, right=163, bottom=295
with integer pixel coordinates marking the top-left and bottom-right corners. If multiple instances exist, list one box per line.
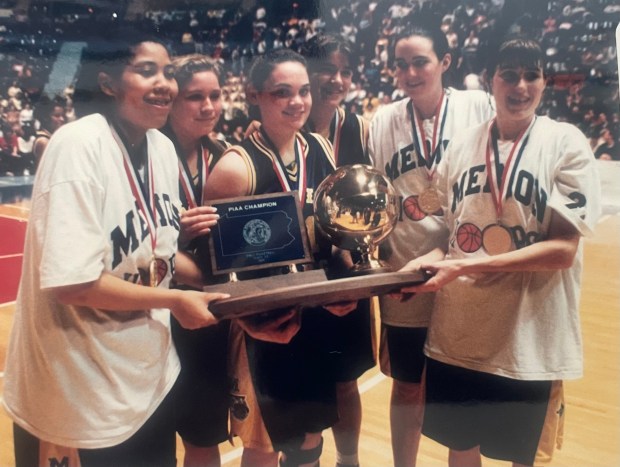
left=1, top=0, right=619, bottom=176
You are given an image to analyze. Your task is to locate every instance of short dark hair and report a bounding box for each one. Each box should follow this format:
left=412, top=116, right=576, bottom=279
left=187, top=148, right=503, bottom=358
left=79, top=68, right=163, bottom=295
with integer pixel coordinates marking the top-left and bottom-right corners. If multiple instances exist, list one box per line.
left=299, top=33, right=352, bottom=72
left=390, top=23, right=450, bottom=68
left=247, top=48, right=307, bottom=92
left=33, top=94, right=66, bottom=130
left=73, top=27, right=171, bottom=118
left=487, top=37, right=544, bottom=77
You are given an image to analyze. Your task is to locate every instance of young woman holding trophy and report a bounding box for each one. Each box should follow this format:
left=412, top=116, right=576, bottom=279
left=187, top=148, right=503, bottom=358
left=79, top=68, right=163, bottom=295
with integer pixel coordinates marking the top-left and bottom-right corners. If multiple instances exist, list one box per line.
left=204, top=48, right=355, bottom=467
left=403, top=36, right=601, bottom=467
left=300, top=33, right=374, bottom=467
left=368, top=23, right=495, bottom=467
left=163, top=54, right=230, bottom=467
left=3, top=31, right=228, bottom=467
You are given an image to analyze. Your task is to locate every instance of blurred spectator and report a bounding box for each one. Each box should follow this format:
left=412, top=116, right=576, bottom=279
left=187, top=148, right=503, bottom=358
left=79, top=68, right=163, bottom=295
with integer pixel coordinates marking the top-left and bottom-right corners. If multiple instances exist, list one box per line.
left=0, top=125, right=19, bottom=175
left=0, top=0, right=616, bottom=179
left=64, top=100, right=76, bottom=123
left=19, top=101, right=33, bottom=127
left=361, top=90, right=380, bottom=120
left=32, top=94, right=66, bottom=170
left=16, top=124, right=35, bottom=174
left=595, top=128, right=620, bottom=160
left=461, top=29, right=480, bottom=74
left=3, top=102, right=20, bottom=130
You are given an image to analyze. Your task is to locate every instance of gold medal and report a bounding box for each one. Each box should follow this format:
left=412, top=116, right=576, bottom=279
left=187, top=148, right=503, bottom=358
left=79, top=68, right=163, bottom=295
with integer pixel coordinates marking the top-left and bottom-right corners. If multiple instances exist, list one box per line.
left=149, top=257, right=158, bottom=287
left=482, top=224, right=513, bottom=255
left=418, top=187, right=441, bottom=214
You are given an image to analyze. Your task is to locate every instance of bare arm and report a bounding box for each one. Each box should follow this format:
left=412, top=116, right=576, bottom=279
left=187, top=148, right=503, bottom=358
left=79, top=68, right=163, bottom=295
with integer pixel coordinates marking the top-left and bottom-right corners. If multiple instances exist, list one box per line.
left=33, top=138, right=49, bottom=164
left=174, top=250, right=205, bottom=289
left=405, top=210, right=581, bottom=293
left=51, top=272, right=229, bottom=330
left=203, top=150, right=251, bottom=200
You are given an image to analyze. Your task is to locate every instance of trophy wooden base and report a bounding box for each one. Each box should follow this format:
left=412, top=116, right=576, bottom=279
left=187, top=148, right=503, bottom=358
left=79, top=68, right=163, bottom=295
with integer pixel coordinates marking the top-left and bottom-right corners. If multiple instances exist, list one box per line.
left=203, top=269, right=425, bottom=320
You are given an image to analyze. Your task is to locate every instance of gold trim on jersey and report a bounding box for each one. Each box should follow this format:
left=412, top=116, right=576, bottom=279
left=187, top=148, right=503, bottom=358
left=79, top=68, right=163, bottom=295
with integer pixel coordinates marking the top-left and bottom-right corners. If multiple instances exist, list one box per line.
left=308, top=132, right=336, bottom=170
left=354, top=113, right=368, bottom=154
left=534, top=380, right=565, bottom=464
left=228, top=321, right=275, bottom=451
left=249, top=130, right=311, bottom=167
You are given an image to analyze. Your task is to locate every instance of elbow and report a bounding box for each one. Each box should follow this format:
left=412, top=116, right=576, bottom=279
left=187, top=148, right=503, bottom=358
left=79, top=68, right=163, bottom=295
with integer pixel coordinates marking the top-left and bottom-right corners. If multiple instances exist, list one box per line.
left=553, top=242, right=579, bottom=270
left=53, top=288, right=82, bottom=306
left=556, top=254, right=575, bottom=270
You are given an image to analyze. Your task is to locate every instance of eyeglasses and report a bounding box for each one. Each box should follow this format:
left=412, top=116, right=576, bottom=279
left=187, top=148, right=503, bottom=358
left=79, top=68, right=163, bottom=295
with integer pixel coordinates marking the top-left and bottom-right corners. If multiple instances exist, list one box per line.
left=315, top=64, right=353, bottom=79
left=496, top=68, right=543, bottom=85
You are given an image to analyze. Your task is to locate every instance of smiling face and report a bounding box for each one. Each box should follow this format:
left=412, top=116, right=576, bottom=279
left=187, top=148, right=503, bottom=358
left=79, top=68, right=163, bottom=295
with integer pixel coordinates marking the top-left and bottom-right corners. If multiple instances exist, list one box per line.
left=310, top=50, right=352, bottom=110
left=255, top=61, right=312, bottom=135
left=393, top=35, right=450, bottom=103
left=103, top=41, right=178, bottom=143
left=49, top=105, right=66, bottom=132
left=492, top=65, right=544, bottom=129
left=169, top=70, right=222, bottom=146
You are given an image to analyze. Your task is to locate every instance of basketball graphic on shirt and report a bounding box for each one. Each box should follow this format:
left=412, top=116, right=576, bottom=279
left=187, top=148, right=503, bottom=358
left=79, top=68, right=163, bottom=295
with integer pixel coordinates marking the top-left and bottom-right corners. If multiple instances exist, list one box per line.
left=456, top=222, right=483, bottom=253
left=403, top=195, right=426, bottom=221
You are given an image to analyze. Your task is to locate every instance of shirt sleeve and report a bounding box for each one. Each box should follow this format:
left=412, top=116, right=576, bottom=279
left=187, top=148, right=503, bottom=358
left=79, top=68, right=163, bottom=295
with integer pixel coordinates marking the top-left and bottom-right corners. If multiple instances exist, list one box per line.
left=367, top=121, right=377, bottom=168
left=548, top=123, right=602, bottom=236
left=35, top=125, right=107, bottom=289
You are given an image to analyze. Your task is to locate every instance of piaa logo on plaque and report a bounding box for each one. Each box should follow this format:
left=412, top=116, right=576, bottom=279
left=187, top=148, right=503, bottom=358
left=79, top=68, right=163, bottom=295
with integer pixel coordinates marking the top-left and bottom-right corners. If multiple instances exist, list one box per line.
left=243, top=219, right=272, bottom=246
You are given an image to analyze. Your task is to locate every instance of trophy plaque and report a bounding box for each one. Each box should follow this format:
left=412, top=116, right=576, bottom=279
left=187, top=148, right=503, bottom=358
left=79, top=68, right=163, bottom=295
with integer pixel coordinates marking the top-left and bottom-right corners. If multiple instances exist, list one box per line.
left=204, top=166, right=425, bottom=319
left=207, top=192, right=310, bottom=275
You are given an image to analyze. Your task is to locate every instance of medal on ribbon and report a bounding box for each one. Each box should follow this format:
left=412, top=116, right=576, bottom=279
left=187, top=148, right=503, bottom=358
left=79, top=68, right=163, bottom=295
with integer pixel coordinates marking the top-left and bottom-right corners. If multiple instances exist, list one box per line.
left=149, top=256, right=158, bottom=288
left=257, top=128, right=307, bottom=204
left=178, top=142, right=209, bottom=209
left=417, top=186, right=441, bottom=214
left=481, top=224, right=513, bottom=256
left=482, top=117, right=536, bottom=255
left=408, top=91, right=449, bottom=215
left=110, top=123, right=160, bottom=287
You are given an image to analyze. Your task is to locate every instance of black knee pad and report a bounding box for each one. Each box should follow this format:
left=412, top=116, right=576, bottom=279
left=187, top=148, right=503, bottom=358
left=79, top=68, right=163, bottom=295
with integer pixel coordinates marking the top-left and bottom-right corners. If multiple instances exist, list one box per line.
left=280, top=437, right=323, bottom=467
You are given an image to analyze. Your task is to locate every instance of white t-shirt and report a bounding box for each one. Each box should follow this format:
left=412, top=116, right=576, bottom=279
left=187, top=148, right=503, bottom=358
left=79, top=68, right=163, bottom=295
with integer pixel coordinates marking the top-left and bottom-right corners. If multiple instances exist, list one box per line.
left=2, top=113, right=183, bottom=448
left=368, top=88, right=494, bottom=326
left=426, top=116, right=602, bottom=380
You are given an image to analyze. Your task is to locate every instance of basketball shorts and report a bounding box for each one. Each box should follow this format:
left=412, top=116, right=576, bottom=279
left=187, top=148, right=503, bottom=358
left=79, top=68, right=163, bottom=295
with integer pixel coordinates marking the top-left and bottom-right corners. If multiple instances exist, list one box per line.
left=229, top=309, right=339, bottom=452
left=423, top=358, right=565, bottom=466
left=13, top=389, right=176, bottom=467
left=379, top=325, right=427, bottom=383
left=171, top=317, right=230, bottom=447
left=319, top=298, right=377, bottom=382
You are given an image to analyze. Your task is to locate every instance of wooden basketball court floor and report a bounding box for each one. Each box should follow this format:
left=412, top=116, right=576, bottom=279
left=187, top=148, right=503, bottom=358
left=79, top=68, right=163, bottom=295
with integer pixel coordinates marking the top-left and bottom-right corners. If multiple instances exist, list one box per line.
left=0, top=201, right=618, bottom=467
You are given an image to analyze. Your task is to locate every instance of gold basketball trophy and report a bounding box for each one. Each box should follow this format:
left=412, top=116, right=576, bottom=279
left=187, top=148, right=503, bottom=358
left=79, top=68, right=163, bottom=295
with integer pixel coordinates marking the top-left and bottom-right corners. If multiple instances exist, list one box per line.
left=314, top=163, right=399, bottom=275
